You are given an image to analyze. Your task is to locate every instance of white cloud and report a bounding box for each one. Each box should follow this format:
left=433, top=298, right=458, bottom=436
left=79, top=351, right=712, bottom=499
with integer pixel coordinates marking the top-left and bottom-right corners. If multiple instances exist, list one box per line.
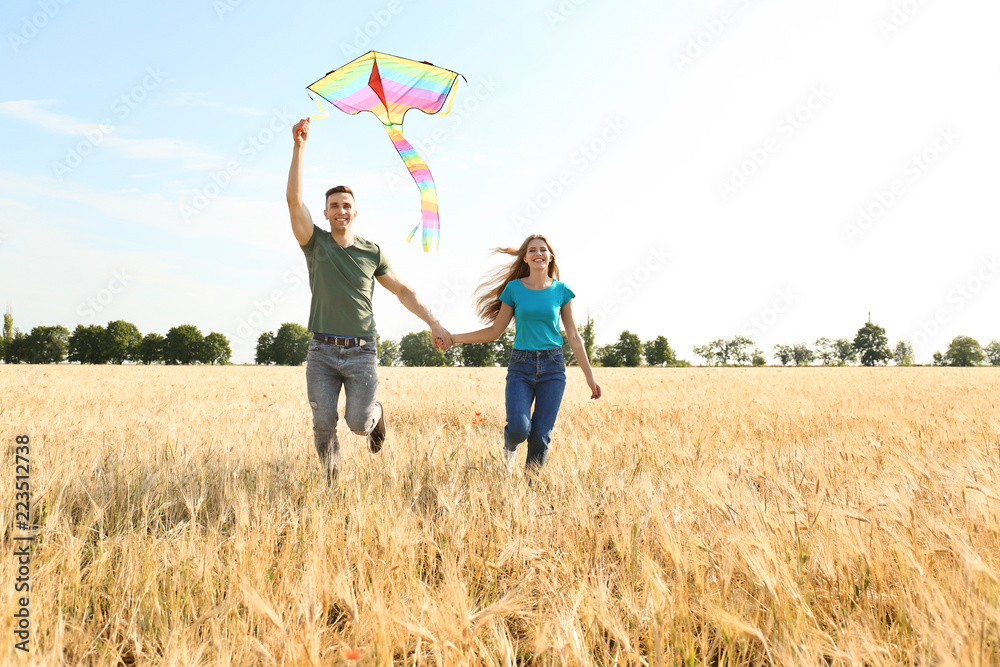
left=0, top=169, right=288, bottom=251
left=0, top=100, right=223, bottom=170
left=102, top=135, right=221, bottom=170
left=161, top=91, right=267, bottom=117
left=0, top=100, right=106, bottom=135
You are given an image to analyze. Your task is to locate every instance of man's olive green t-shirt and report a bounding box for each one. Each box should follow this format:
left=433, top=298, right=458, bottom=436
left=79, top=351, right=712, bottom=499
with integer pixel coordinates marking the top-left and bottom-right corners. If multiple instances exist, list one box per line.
left=300, top=224, right=391, bottom=336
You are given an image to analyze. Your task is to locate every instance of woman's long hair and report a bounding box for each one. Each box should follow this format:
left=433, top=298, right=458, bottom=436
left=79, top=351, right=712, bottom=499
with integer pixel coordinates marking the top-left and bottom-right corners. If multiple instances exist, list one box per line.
left=473, top=234, right=560, bottom=323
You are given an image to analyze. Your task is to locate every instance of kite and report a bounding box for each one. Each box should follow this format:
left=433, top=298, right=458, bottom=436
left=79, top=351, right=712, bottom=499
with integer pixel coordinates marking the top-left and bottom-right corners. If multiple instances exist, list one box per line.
left=306, top=51, right=463, bottom=252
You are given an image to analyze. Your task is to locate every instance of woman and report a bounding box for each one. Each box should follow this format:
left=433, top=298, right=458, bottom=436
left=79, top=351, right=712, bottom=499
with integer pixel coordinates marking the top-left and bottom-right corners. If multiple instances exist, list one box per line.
left=450, top=234, right=601, bottom=473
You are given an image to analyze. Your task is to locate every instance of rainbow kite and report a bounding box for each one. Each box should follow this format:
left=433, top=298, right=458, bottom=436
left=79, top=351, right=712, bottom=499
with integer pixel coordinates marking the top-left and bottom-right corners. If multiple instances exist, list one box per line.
left=307, top=51, right=463, bottom=252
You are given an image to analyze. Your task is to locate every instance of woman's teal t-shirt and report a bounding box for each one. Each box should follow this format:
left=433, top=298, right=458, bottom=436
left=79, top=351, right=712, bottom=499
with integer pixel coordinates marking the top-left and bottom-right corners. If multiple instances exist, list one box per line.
left=499, top=279, right=576, bottom=350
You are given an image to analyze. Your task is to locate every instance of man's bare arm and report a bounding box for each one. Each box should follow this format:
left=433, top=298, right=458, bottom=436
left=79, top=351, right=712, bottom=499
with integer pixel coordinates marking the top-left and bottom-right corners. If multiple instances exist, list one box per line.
left=376, top=269, right=452, bottom=349
left=287, top=119, right=314, bottom=246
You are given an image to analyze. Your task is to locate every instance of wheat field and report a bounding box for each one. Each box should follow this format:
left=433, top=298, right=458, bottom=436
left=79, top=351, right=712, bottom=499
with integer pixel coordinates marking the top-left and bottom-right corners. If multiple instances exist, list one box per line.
left=1, top=365, right=999, bottom=666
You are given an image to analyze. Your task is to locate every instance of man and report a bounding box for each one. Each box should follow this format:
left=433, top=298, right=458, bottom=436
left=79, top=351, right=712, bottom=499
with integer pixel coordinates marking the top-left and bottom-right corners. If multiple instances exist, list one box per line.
left=286, top=118, right=452, bottom=483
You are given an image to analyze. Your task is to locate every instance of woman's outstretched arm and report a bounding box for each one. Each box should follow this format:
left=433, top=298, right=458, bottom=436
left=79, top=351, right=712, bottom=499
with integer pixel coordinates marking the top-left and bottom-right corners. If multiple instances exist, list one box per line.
left=452, top=303, right=514, bottom=345
left=561, top=300, right=602, bottom=399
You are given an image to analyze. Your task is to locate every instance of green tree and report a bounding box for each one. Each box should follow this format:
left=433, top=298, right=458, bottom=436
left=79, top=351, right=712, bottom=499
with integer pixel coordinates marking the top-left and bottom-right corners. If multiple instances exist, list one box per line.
left=692, top=343, right=713, bottom=366
left=378, top=338, right=400, bottom=367
left=271, top=323, right=310, bottom=365
left=201, top=332, right=232, bottom=364
left=4, top=329, right=27, bottom=364
left=791, top=342, right=814, bottom=366
left=772, top=344, right=793, bottom=366
left=104, top=320, right=142, bottom=364
left=752, top=349, right=766, bottom=366
left=164, top=324, right=204, bottom=364
left=833, top=338, right=858, bottom=366
left=460, top=341, right=494, bottom=367
left=595, top=343, right=622, bottom=367
left=643, top=335, right=675, bottom=366
left=1, top=309, right=11, bottom=361
left=3, top=310, right=11, bottom=346
left=814, top=338, right=836, bottom=365
left=694, top=337, right=753, bottom=366
left=692, top=342, right=714, bottom=366
left=400, top=330, right=449, bottom=367
left=494, top=329, right=514, bottom=367
left=854, top=322, right=891, bottom=367
left=255, top=331, right=274, bottom=365
left=69, top=324, right=108, bottom=364
left=26, top=325, right=70, bottom=363
left=984, top=339, right=1000, bottom=366
left=728, top=335, right=755, bottom=366
left=932, top=350, right=945, bottom=366
left=943, top=335, right=983, bottom=367
left=617, top=330, right=643, bottom=367
left=138, top=333, right=165, bottom=364
left=893, top=340, right=914, bottom=366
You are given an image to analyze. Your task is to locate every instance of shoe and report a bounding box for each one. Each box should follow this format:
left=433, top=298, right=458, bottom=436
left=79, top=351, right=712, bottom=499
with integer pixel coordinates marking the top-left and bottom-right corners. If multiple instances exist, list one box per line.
left=502, top=446, right=516, bottom=473
left=368, top=402, right=386, bottom=453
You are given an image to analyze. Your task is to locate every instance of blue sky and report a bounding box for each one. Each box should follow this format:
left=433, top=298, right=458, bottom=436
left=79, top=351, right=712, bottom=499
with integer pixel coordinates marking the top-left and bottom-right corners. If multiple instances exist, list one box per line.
left=2, top=0, right=998, bottom=364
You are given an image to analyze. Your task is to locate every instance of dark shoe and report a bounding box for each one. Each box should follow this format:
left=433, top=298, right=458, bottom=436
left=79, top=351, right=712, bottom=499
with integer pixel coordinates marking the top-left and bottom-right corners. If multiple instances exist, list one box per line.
left=368, top=402, right=386, bottom=453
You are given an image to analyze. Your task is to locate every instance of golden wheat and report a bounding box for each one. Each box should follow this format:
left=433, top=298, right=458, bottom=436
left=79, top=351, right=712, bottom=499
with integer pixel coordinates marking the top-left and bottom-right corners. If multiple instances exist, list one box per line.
left=1, top=365, right=999, bottom=665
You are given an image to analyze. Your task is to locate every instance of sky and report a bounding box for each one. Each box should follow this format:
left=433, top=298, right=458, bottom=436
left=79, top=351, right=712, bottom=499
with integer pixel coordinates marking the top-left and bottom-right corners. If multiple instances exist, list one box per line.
left=1, top=0, right=998, bottom=364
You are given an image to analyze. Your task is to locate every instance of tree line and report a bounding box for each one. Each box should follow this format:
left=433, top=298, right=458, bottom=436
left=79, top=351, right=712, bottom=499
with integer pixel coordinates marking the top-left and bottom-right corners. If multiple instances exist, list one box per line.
left=693, top=322, right=1000, bottom=367
left=4, top=311, right=998, bottom=367
left=251, top=317, right=685, bottom=368
left=1, top=313, right=231, bottom=365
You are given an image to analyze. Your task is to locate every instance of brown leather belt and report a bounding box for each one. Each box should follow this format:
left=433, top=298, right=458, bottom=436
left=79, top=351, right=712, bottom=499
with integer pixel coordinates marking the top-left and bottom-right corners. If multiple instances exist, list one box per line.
left=312, top=333, right=371, bottom=348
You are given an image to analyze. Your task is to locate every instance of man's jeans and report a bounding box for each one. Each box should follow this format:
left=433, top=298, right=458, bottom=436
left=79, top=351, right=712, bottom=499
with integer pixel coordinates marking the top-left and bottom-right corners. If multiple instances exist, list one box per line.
left=305, top=335, right=379, bottom=479
left=504, top=348, right=567, bottom=470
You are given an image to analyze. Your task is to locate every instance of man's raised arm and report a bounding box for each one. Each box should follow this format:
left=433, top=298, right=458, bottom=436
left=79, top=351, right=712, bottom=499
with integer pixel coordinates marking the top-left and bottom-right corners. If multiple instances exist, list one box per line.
left=286, top=119, right=314, bottom=246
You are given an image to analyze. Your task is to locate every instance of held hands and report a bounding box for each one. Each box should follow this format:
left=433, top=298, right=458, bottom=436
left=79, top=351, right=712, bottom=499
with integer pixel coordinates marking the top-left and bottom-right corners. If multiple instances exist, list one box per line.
left=293, top=118, right=310, bottom=145
left=432, top=324, right=453, bottom=351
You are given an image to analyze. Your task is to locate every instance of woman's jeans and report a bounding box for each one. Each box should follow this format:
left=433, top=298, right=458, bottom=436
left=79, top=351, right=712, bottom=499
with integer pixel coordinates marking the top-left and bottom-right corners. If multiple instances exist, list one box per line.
left=504, top=348, right=567, bottom=470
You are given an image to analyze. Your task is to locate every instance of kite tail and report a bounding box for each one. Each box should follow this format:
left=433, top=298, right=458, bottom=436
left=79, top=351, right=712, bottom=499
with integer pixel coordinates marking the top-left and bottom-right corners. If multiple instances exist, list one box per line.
left=385, top=125, right=440, bottom=252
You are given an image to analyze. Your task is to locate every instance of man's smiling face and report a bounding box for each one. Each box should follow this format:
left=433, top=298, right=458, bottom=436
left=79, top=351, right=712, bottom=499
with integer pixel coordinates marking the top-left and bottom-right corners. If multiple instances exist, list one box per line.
left=323, top=192, right=356, bottom=231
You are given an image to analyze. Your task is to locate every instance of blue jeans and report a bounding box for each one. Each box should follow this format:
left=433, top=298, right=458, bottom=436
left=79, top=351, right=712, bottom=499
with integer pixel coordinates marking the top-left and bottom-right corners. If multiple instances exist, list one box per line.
left=305, top=335, right=379, bottom=479
left=504, top=348, right=567, bottom=470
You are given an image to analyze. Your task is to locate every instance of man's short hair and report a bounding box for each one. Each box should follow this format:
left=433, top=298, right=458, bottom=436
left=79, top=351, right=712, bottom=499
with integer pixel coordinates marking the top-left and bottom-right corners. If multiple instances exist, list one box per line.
left=325, top=185, right=355, bottom=204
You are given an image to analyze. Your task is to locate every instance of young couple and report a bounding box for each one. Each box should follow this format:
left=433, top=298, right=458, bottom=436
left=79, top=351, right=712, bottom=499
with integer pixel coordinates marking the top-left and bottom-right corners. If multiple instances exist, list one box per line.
left=286, top=119, right=601, bottom=483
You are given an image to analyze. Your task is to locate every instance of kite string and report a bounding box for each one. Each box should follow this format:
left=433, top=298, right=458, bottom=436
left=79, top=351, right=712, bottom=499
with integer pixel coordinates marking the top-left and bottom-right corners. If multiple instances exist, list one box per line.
left=308, top=95, right=329, bottom=120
